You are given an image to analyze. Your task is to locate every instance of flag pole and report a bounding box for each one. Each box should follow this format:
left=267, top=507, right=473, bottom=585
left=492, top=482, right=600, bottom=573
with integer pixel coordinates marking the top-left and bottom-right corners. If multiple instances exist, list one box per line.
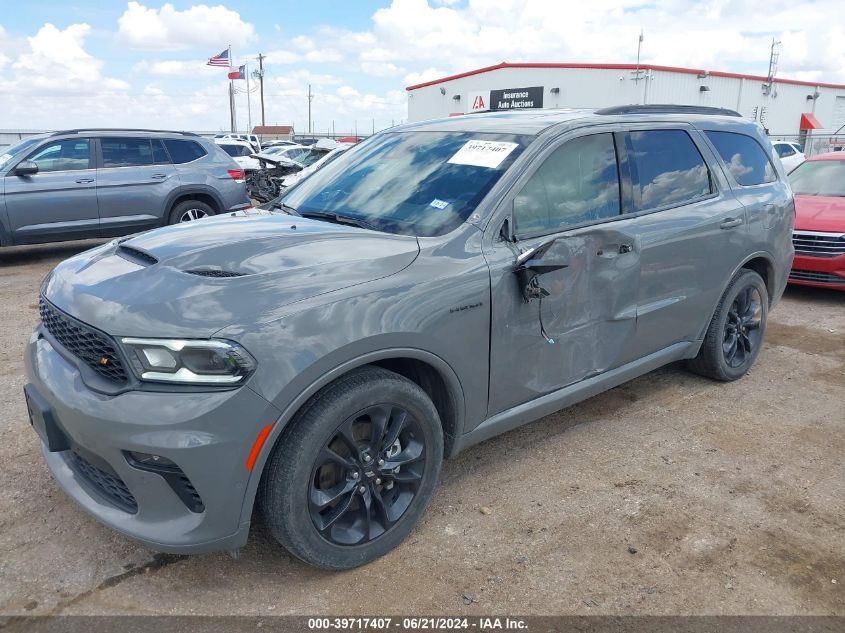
left=228, top=44, right=236, bottom=132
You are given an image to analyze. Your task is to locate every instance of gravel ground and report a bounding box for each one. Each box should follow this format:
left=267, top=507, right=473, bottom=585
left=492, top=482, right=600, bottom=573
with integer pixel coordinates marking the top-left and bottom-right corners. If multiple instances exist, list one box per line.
left=0, top=240, right=842, bottom=616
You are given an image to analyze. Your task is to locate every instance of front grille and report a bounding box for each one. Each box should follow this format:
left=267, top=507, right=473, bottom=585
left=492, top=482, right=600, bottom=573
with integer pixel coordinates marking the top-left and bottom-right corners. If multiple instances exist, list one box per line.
left=789, top=269, right=845, bottom=285
left=184, top=269, right=245, bottom=278
left=68, top=451, right=138, bottom=513
left=117, top=244, right=158, bottom=266
left=792, top=231, right=845, bottom=257
left=39, top=298, right=128, bottom=383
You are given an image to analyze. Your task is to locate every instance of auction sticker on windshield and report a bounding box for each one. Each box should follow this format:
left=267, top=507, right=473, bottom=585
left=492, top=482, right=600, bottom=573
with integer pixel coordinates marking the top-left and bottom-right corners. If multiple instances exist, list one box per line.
left=447, top=139, right=518, bottom=169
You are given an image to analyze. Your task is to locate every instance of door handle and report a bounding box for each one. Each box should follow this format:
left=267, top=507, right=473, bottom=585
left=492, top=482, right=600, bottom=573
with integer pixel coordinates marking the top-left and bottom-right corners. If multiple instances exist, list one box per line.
left=75, top=177, right=94, bottom=184
left=150, top=173, right=167, bottom=179
left=720, top=217, right=743, bottom=229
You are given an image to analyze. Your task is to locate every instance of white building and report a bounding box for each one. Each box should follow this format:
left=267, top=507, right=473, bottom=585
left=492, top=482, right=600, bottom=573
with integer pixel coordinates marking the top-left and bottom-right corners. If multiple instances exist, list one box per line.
left=406, top=62, right=845, bottom=150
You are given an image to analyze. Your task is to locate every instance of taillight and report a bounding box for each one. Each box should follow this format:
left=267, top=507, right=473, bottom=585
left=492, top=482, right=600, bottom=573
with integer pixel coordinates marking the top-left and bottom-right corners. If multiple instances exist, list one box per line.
left=227, top=169, right=245, bottom=182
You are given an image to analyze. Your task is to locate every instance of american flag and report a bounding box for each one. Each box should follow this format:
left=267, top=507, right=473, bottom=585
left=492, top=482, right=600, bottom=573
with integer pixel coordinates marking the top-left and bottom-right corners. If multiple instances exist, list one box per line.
left=207, top=49, right=230, bottom=67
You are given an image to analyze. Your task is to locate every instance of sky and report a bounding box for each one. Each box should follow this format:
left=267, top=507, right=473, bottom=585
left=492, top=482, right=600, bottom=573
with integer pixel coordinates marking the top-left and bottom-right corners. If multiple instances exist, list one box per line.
left=0, top=0, right=843, bottom=134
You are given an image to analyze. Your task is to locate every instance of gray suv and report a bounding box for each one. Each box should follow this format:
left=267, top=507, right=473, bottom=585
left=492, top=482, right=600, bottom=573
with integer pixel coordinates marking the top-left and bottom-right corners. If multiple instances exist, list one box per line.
left=0, top=129, right=250, bottom=246
left=24, top=106, right=794, bottom=569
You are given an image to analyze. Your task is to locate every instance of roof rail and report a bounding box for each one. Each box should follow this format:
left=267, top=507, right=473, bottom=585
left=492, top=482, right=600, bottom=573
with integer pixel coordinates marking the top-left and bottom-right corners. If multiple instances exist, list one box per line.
left=595, top=104, right=742, bottom=117
left=49, top=128, right=199, bottom=137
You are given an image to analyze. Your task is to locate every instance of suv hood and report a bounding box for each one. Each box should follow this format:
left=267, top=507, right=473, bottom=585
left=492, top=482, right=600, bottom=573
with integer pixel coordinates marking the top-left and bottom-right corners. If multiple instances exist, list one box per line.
left=794, top=195, right=845, bottom=233
left=43, top=211, right=419, bottom=338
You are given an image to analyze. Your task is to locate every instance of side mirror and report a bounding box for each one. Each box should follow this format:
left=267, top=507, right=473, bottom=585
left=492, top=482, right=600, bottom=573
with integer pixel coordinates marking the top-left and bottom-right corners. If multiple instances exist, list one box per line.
left=15, top=160, right=38, bottom=176
left=514, top=239, right=569, bottom=302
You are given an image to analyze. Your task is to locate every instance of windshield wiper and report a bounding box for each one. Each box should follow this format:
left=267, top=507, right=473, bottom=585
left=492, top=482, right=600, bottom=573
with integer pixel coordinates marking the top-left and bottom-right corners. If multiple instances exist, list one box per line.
left=300, top=211, right=381, bottom=232
left=270, top=200, right=301, bottom=216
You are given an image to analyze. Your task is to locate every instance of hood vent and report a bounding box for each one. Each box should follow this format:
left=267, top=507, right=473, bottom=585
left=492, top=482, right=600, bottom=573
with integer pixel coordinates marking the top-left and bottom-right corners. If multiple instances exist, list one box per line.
left=117, top=244, right=159, bottom=266
left=184, top=269, right=246, bottom=278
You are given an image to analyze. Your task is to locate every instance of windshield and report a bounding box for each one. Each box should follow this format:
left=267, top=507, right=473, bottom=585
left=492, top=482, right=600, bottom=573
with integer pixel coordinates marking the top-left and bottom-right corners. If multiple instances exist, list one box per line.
left=0, top=137, right=43, bottom=171
left=220, top=144, right=252, bottom=158
left=789, top=160, right=845, bottom=196
left=281, top=131, right=530, bottom=236
left=297, top=148, right=330, bottom=167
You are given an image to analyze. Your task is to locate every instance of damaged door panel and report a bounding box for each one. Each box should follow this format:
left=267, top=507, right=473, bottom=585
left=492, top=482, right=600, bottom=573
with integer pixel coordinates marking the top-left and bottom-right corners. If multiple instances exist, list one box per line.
left=487, top=224, right=640, bottom=416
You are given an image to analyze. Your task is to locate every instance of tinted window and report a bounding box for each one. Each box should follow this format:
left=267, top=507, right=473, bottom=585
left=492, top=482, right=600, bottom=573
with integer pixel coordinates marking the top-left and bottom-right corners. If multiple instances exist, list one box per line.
left=774, top=143, right=795, bottom=158
left=220, top=144, right=252, bottom=157
left=282, top=131, right=529, bottom=237
left=627, top=130, right=711, bottom=211
left=163, top=139, right=207, bottom=164
left=513, top=133, right=620, bottom=235
left=788, top=160, right=845, bottom=197
left=101, top=137, right=155, bottom=167
left=151, top=139, right=170, bottom=164
left=26, top=139, right=91, bottom=172
left=0, top=137, right=43, bottom=170
left=705, top=131, right=776, bottom=186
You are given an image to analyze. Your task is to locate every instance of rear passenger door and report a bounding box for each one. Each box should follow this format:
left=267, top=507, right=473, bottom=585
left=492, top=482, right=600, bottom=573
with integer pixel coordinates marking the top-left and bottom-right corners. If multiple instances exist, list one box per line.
left=616, top=126, right=749, bottom=362
left=95, top=137, right=179, bottom=236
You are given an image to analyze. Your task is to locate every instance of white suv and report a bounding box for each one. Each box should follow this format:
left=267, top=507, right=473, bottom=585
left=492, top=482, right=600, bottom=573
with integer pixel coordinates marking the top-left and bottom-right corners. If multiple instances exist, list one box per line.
left=772, top=141, right=805, bottom=172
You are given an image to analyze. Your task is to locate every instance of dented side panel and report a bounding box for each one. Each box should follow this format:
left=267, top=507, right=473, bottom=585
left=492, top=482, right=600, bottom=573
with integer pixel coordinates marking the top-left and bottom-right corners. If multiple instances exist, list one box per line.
left=486, top=222, right=641, bottom=417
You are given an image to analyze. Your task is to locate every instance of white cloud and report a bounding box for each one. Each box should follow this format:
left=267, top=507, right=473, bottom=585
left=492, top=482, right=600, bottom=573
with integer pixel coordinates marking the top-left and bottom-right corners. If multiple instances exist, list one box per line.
left=132, top=59, right=223, bottom=77
left=117, top=2, right=256, bottom=51
left=319, top=0, right=845, bottom=84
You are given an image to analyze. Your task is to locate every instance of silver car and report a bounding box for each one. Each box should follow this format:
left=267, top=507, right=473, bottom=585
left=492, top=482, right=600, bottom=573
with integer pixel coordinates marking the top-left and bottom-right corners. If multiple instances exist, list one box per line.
left=0, top=129, right=251, bottom=246
left=25, top=106, right=794, bottom=569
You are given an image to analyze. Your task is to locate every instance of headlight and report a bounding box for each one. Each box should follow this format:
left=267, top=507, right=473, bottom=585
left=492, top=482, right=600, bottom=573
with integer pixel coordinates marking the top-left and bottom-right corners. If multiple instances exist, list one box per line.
left=120, top=338, right=256, bottom=385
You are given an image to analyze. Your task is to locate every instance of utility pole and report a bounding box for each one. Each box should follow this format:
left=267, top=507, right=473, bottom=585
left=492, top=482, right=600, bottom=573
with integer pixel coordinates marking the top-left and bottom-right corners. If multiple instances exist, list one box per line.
left=256, top=53, right=266, bottom=126
left=307, top=84, right=314, bottom=136
left=764, top=38, right=781, bottom=96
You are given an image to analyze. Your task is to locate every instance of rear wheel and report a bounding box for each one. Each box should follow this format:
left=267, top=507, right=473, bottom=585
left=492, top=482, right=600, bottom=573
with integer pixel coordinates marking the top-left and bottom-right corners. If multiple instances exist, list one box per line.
left=687, top=269, right=768, bottom=381
left=259, top=366, right=444, bottom=570
left=168, top=200, right=215, bottom=225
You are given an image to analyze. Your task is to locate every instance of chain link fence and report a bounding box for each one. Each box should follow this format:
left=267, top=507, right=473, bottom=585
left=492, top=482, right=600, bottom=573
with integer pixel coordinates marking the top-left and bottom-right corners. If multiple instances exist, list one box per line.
left=768, top=133, right=845, bottom=157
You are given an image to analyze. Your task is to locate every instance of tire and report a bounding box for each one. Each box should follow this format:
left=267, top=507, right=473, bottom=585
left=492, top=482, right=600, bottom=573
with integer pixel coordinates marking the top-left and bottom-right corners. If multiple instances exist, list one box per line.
left=259, top=366, right=444, bottom=570
left=687, top=268, right=768, bottom=381
left=168, top=200, right=216, bottom=225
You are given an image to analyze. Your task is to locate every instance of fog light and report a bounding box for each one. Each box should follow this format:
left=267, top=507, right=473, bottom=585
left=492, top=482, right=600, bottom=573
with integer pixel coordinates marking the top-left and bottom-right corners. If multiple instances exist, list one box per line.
left=127, top=451, right=176, bottom=469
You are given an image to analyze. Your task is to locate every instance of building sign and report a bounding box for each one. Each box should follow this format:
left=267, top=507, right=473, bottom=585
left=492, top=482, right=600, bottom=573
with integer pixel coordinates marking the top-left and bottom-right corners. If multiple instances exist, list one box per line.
left=467, top=91, right=489, bottom=112
left=490, top=86, right=544, bottom=111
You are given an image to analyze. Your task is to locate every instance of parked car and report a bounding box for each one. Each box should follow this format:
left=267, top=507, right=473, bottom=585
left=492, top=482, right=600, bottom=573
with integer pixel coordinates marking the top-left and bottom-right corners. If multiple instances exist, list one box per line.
left=253, top=144, right=308, bottom=164
left=787, top=151, right=845, bottom=290
left=214, top=133, right=261, bottom=152
left=216, top=140, right=262, bottom=171
left=772, top=141, right=805, bottom=172
left=0, top=129, right=250, bottom=246
left=25, top=106, right=793, bottom=570
left=279, top=144, right=351, bottom=189
left=263, top=140, right=299, bottom=148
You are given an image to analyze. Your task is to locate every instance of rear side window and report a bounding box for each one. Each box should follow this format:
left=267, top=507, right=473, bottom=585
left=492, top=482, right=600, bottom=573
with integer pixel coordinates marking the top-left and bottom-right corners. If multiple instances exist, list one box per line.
left=627, top=130, right=712, bottom=211
left=514, top=133, right=620, bottom=235
left=101, top=137, right=154, bottom=167
left=220, top=144, right=252, bottom=157
left=163, top=139, right=207, bottom=164
left=705, top=131, right=776, bottom=186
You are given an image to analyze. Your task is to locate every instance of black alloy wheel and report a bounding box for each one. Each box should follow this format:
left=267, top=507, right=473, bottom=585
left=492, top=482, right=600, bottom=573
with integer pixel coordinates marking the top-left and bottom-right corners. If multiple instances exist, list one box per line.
left=309, top=404, right=426, bottom=546
left=722, top=285, right=763, bottom=368
left=259, top=366, right=443, bottom=570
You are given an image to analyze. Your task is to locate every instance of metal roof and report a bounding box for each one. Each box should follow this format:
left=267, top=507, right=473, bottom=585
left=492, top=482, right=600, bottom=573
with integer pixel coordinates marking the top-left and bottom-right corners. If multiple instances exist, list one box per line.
left=405, top=62, right=845, bottom=92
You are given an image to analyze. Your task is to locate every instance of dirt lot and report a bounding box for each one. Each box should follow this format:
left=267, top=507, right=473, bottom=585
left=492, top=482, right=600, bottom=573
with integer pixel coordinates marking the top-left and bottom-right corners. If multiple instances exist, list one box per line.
left=1, top=240, right=842, bottom=616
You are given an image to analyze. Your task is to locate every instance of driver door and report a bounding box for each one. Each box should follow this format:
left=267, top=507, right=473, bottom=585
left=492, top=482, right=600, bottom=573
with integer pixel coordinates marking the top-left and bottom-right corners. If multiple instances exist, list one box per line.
left=485, top=130, right=641, bottom=417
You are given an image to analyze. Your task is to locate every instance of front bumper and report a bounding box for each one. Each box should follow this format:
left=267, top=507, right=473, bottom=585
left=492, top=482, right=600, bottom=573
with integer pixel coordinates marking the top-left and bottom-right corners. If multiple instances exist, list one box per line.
left=25, top=330, right=281, bottom=553
left=789, top=252, right=845, bottom=291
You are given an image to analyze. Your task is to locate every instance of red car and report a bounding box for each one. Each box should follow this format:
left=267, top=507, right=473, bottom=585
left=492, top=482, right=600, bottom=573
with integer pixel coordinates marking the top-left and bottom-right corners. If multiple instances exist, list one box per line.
left=788, top=151, right=845, bottom=290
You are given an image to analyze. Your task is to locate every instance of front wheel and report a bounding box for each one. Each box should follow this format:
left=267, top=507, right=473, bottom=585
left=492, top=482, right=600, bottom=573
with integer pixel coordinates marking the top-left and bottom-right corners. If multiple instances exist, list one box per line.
left=259, top=366, right=444, bottom=570
left=687, top=269, right=768, bottom=381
